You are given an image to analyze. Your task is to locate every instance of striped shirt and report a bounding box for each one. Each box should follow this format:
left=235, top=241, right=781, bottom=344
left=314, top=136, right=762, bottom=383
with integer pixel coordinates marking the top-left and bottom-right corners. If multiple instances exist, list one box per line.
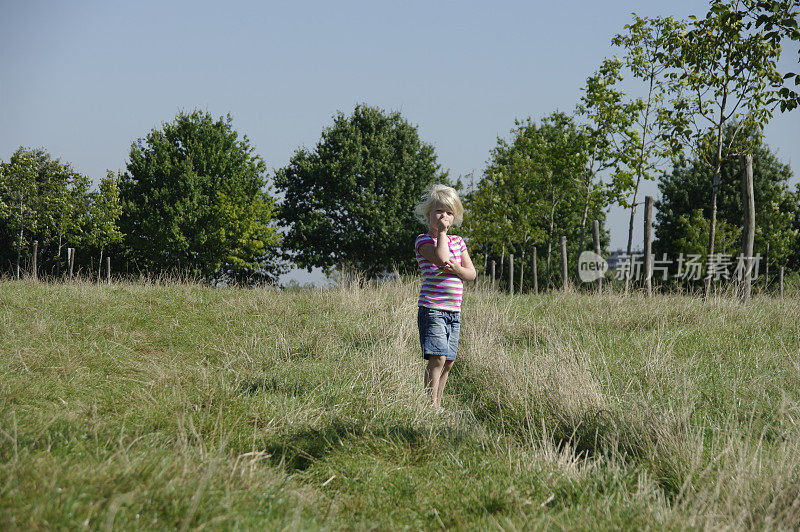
left=415, top=233, right=467, bottom=312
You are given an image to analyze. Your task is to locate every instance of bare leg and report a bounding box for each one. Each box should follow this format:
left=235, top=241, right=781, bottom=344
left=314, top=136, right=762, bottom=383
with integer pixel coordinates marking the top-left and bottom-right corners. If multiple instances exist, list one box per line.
left=435, top=360, right=455, bottom=408
left=425, top=356, right=446, bottom=407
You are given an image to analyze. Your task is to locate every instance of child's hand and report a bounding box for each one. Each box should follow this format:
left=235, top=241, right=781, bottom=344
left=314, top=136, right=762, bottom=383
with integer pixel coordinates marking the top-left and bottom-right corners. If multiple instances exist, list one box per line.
left=441, top=259, right=460, bottom=276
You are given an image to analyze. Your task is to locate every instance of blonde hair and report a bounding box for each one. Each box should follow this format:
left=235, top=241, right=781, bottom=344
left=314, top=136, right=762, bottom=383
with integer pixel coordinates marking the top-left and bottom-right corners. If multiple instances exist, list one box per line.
left=414, top=184, right=464, bottom=226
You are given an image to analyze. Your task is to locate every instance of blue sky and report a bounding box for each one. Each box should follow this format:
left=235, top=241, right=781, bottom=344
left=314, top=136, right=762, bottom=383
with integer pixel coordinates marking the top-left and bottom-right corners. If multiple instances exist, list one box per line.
left=2, top=1, right=798, bottom=283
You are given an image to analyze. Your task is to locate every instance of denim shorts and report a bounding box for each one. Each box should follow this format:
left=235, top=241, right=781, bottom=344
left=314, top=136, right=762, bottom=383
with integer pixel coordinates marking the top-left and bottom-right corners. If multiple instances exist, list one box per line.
left=417, top=306, right=461, bottom=361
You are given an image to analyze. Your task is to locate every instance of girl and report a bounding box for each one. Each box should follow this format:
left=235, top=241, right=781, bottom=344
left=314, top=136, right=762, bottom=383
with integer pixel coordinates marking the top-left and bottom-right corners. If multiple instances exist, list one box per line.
left=413, top=184, right=476, bottom=410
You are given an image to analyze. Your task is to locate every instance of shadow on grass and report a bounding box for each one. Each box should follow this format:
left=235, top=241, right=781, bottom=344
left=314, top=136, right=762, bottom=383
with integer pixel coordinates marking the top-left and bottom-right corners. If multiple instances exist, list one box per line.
left=265, top=421, right=457, bottom=473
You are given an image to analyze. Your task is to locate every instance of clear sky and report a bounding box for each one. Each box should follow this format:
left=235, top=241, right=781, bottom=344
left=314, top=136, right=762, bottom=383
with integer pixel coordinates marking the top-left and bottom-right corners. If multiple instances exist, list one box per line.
left=2, top=1, right=798, bottom=284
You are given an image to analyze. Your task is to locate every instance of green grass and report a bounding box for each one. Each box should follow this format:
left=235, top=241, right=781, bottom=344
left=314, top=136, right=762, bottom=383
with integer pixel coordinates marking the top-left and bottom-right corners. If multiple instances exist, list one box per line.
left=2, top=278, right=800, bottom=529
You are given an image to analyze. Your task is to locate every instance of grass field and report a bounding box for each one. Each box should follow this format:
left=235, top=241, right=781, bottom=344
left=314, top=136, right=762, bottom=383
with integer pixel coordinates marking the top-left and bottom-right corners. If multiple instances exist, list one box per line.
left=2, top=278, right=800, bottom=530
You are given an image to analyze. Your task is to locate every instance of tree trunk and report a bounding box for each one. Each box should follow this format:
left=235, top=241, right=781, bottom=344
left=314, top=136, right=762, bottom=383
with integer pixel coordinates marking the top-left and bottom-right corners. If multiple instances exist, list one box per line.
left=509, top=254, right=514, bottom=296
left=625, top=198, right=639, bottom=294
left=16, top=194, right=24, bottom=280
left=545, top=203, right=555, bottom=288
left=578, top=172, right=593, bottom=272
left=628, top=71, right=655, bottom=293
left=705, top=69, right=729, bottom=299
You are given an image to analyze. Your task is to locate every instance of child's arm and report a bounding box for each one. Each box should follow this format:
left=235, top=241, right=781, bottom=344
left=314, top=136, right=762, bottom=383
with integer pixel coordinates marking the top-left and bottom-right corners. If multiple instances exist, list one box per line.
left=418, top=219, right=452, bottom=267
left=442, top=248, right=477, bottom=281
left=418, top=234, right=450, bottom=267
left=442, top=248, right=478, bottom=281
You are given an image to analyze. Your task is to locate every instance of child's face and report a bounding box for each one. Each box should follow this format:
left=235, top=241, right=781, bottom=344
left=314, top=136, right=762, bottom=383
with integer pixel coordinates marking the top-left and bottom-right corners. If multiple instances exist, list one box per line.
left=428, top=202, right=455, bottom=231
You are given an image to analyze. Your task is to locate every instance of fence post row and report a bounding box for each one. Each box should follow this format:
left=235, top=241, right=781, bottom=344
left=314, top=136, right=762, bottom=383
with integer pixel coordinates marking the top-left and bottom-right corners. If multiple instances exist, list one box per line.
left=643, top=197, right=654, bottom=298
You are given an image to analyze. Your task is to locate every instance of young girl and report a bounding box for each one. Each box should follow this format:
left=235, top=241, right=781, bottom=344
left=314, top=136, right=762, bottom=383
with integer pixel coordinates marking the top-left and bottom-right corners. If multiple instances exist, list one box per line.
left=413, top=184, right=476, bottom=410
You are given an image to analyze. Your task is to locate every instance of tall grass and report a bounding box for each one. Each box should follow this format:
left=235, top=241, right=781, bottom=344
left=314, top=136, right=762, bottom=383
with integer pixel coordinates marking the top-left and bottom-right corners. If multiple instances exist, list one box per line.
left=1, top=277, right=799, bottom=529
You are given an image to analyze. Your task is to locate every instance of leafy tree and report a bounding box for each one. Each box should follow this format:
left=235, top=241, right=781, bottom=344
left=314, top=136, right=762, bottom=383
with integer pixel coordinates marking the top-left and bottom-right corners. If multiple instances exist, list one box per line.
left=601, top=15, right=685, bottom=289
left=86, top=171, right=124, bottom=280
left=119, top=110, right=282, bottom=283
left=740, top=0, right=800, bottom=111
left=463, top=112, right=607, bottom=290
left=275, top=104, right=447, bottom=277
left=0, top=147, right=90, bottom=276
left=673, top=209, right=741, bottom=258
left=654, top=126, right=798, bottom=276
left=665, top=0, right=794, bottom=295
left=0, top=151, right=37, bottom=277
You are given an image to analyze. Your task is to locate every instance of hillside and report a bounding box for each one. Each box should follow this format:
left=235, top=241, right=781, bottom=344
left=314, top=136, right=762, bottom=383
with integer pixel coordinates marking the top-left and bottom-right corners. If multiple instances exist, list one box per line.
left=2, top=279, right=800, bottom=529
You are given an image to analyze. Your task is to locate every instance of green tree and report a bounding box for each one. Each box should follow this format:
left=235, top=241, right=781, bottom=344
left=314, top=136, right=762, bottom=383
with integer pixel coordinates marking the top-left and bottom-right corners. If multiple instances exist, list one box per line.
left=275, top=104, right=447, bottom=277
left=654, top=126, right=797, bottom=277
left=0, top=147, right=90, bottom=277
left=463, top=112, right=606, bottom=290
left=119, top=110, right=282, bottom=283
left=86, top=171, right=124, bottom=280
left=0, top=150, right=37, bottom=277
left=575, top=58, right=627, bottom=262
left=601, top=15, right=685, bottom=289
left=740, top=0, right=800, bottom=111
left=665, top=0, right=793, bottom=295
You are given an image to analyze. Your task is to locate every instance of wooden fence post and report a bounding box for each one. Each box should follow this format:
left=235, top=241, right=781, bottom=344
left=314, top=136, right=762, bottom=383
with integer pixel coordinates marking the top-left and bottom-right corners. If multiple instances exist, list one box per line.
left=32, top=240, right=38, bottom=281
left=509, top=253, right=514, bottom=296
left=491, top=260, right=496, bottom=290
left=592, top=220, right=601, bottom=294
left=741, top=154, right=755, bottom=302
left=106, top=256, right=111, bottom=284
left=532, top=247, right=538, bottom=295
left=643, top=197, right=654, bottom=297
left=68, top=248, right=75, bottom=281
left=560, top=236, right=568, bottom=292
left=780, top=266, right=784, bottom=298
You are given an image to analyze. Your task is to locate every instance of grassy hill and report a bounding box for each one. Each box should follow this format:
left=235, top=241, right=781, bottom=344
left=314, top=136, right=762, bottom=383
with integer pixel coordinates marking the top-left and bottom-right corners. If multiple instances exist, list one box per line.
left=2, top=279, right=800, bottom=529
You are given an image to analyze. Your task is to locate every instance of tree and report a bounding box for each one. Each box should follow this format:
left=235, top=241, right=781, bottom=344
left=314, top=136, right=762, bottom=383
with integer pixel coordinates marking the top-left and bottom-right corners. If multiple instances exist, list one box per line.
left=601, top=15, right=685, bottom=290
left=86, top=172, right=124, bottom=280
left=462, top=112, right=606, bottom=290
left=119, top=110, right=282, bottom=283
left=654, top=126, right=798, bottom=277
left=0, top=151, right=37, bottom=277
left=275, top=104, right=448, bottom=277
left=740, top=0, right=800, bottom=112
left=665, top=0, right=792, bottom=296
left=0, top=147, right=90, bottom=277
left=575, top=58, right=627, bottom=264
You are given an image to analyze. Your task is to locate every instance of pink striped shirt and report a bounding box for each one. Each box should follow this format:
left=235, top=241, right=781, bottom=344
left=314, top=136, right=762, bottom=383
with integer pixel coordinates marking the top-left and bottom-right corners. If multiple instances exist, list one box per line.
left=415, top=233, right=467, bottom=312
